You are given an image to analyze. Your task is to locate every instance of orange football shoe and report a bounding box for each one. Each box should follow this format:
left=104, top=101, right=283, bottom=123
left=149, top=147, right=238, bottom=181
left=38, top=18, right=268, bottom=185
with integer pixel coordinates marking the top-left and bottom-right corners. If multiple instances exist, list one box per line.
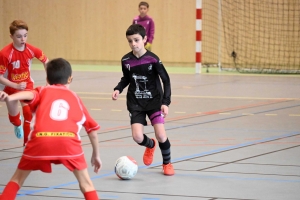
left=143, top=139, right=156, bottom=166
left=162, top=163, right=175, bottom=176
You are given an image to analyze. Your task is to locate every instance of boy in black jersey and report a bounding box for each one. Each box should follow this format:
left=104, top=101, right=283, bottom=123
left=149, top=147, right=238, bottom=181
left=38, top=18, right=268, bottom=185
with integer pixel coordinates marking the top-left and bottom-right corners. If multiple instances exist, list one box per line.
left=112, top=24, right=174, bottom=175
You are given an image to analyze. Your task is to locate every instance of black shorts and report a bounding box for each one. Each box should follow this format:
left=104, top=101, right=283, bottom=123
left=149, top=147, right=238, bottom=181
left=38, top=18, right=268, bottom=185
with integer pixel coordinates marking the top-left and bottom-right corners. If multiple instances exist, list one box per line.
left=129, top=109, right=165, bottom=126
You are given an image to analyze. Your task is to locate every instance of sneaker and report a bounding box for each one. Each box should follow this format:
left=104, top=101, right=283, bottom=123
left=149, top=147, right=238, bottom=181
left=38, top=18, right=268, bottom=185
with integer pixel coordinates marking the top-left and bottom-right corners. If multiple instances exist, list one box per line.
left=14, top=116, right=24, bottom=139
left=143, top=138, right=156, bottom=166
left=162, top=163, right=175, bottom=176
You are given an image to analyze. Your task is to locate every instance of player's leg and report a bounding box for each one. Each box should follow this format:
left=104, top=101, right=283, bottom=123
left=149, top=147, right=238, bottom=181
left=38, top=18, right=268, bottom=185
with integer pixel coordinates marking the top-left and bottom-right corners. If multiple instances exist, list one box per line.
left=0, top=169, right=31, bottom=200
left=130, top=111, right=156, bottom=166
left=73, top=168, right=99, bottom=200
left=21, top=102, right=32, bottom=145
left=5, top=96, right=24, bottom=139
left=149, top=110, right=174, bottom=175
left=153, top=123, right=174, bottom=175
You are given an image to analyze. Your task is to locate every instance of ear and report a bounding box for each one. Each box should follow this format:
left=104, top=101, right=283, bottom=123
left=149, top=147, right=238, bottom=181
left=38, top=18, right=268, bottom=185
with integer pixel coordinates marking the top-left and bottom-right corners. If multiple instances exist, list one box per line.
left=143, top=36, right=147, bottom=43
left=67, top=76, right=73, bottom=84
left=9, top=35, right=13, bottom=39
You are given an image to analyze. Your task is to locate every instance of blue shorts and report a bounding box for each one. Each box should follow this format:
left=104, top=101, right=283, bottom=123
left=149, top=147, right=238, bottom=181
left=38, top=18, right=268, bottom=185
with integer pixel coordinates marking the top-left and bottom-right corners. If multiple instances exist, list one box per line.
left=129, top=109, right=165, bottom=126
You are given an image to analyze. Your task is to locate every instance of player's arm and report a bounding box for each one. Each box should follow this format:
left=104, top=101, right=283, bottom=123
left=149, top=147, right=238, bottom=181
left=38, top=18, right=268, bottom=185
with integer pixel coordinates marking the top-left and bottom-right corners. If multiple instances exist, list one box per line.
left=7, top=90, right=34, bottom=102
left=0, top=74, right=27, bottom=90
left=155, top=60, right=171, bottom=117
left=88, top=130, right=102, bottom=173
left=31, top=45, right=48, bottom=70
left=155, top=61, right=171, bottom=106
left=0, top=90, right=35, bottom=115
left=147, top=19, right=155, bottom=44
left=113, top=61, right=130, bottom=97
left=43, top=58, right=49, bottom=70
left=80, top=99, right=102, bottom=173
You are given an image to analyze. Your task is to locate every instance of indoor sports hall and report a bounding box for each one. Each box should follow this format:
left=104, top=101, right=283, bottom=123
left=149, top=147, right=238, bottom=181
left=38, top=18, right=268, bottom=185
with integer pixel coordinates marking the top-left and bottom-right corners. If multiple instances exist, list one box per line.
left=0, top=0, right=299, bottom=200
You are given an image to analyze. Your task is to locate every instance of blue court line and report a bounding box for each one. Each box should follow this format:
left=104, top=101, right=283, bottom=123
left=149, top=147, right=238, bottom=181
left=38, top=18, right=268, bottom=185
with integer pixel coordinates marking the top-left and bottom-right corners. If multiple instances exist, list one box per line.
left=140, top=131, right=300, bottom=168
left=12, top=131, right=300, bottom=197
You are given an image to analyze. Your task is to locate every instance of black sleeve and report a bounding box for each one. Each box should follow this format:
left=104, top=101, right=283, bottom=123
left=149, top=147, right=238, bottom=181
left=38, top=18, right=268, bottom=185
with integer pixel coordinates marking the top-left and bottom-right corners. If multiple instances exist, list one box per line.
left=155, top=60, right=171, bottom=106
left=113, top=62, right=130, bottom=94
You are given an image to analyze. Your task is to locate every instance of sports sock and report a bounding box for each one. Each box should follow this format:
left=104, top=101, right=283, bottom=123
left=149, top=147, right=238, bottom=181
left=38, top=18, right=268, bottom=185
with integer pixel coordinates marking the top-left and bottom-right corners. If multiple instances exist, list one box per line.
left=22, top=105, right=32, bottom=145
left=138, top=134, right=154, bottom=148
left=0, top=181, right=20, bottom=200
left=8, top=112, right=21, bottom=126
left=84, top=190, right=99, bottom=200
left=158, top=138, right=171, bottom=164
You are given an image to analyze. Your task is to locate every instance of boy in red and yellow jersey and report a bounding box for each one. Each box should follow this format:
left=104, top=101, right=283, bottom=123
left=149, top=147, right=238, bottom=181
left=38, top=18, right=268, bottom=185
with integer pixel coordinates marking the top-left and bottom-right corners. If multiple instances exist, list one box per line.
left=0, top=58, right=101, bottom=200
left=0, top=20, right=48, bottom=145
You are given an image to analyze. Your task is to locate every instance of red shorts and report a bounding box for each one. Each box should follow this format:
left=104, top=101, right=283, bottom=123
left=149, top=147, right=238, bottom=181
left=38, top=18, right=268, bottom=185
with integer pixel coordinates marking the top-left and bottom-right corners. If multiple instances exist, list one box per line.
left=18, top=155, right=87, bottom=173
left=4, top=82, right=33, bottom=95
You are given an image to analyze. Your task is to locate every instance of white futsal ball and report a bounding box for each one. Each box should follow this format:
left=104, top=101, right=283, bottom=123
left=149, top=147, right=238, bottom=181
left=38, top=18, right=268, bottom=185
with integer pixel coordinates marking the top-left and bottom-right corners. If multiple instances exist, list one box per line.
left=115, top=156, right=138, bottom=180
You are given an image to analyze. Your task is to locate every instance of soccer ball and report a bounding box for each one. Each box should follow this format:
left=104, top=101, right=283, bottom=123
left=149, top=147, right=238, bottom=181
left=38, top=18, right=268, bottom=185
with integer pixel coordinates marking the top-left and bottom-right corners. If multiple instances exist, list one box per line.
left=115, top=156, right=138, bottom=180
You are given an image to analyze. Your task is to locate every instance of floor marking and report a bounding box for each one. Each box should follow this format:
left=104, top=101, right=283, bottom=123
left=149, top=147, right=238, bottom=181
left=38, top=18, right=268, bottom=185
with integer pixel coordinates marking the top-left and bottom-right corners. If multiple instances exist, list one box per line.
left=174, top=111, right=186, bottom=114
left=75, top=92, right=299, bottom=101
left=219, top=138, right=236, bottom=141
left=14, top=132, right=300, bottom=197
left=111, top=109, right=122, bottom=112
left=172, top=95, right=297, bottom=101
left=242, top=113, right=254, bottom=116
left=80, top=97, right=117, bottom=100
left=91, top=108, right=102, bottom=111
left=219, top=112, right=231, bottom=115
left=289, top=114, right=300, bottom=117
left=265, top=114, right=277, bottom=116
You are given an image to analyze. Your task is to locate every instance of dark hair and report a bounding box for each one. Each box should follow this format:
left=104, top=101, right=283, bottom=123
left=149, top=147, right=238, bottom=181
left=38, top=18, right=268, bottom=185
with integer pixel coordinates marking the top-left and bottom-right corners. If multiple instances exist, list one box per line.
left=46, top=58, right=72, bottom=85
left=9, top=20, right=28, bottom=35
left=139, top=1, right=149, bottom=8
left=126, top=24, right=146, bottom=38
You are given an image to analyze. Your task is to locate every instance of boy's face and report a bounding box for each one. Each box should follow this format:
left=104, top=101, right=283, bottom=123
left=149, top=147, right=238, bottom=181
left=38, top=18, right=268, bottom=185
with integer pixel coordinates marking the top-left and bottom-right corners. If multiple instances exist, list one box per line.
left=126, top=34, right=147, bottom=54
left=10, top=29, right=28, bottom=49
left=139, top=5, right=148, bottom=17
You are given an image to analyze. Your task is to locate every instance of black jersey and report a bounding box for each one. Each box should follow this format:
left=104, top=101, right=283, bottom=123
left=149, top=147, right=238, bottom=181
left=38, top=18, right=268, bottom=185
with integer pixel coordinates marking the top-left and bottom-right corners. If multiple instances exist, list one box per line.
left=114, top=51, right=171, bottom=111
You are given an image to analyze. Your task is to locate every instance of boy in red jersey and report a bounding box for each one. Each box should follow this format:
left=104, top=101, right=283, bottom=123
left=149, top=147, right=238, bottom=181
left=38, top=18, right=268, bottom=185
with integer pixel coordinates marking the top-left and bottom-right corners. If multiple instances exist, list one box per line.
left=132, top=1, right=155, bottom=51
left=112, top=24, right=174, bottom=176
left=0, top=20, right=49, bottom=145
left=0, top=58, right=101, bottom=200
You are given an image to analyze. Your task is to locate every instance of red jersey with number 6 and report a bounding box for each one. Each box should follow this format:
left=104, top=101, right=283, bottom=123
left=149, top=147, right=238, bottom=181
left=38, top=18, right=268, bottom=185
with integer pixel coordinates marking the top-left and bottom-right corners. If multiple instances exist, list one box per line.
left=22, top=84, right=100, bottom=160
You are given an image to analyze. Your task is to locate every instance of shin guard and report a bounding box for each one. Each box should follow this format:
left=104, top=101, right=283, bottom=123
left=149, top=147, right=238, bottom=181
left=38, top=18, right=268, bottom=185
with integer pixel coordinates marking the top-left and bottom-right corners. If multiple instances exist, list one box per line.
left=22, top=105, right=32, bottom=145
left=0, top=181, right=20, bottom=200
left=84, top=190, right=99, bottom=200
left=8, top=112, right=21, bottom=126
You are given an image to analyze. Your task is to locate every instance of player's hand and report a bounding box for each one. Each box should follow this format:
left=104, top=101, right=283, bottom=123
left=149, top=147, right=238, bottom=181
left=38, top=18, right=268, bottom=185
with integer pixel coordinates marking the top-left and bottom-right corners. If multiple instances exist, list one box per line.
left=161, top=105, right=169, bottom=118
left=0, top=91, right=8, bottom=101
left=112, top=90, right=120, bottom=100
left=16, top=82, right=27, bottom=90
left=91, top=156, right=102, bottom=173
left=145, top=42, right=152, bottom=51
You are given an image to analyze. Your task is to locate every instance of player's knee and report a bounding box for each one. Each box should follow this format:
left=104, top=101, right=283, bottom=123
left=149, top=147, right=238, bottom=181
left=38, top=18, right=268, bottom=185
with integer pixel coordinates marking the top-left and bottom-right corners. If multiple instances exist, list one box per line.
left=155, top=132, right=167, bottom=143
left=132, top=134, right=143, bottom=143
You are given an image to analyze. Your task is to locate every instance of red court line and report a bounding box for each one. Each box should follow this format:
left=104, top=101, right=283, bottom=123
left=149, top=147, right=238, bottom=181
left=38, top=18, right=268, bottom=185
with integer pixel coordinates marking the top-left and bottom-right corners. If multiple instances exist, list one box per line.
left=97, top=98, right=292, bottom=134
